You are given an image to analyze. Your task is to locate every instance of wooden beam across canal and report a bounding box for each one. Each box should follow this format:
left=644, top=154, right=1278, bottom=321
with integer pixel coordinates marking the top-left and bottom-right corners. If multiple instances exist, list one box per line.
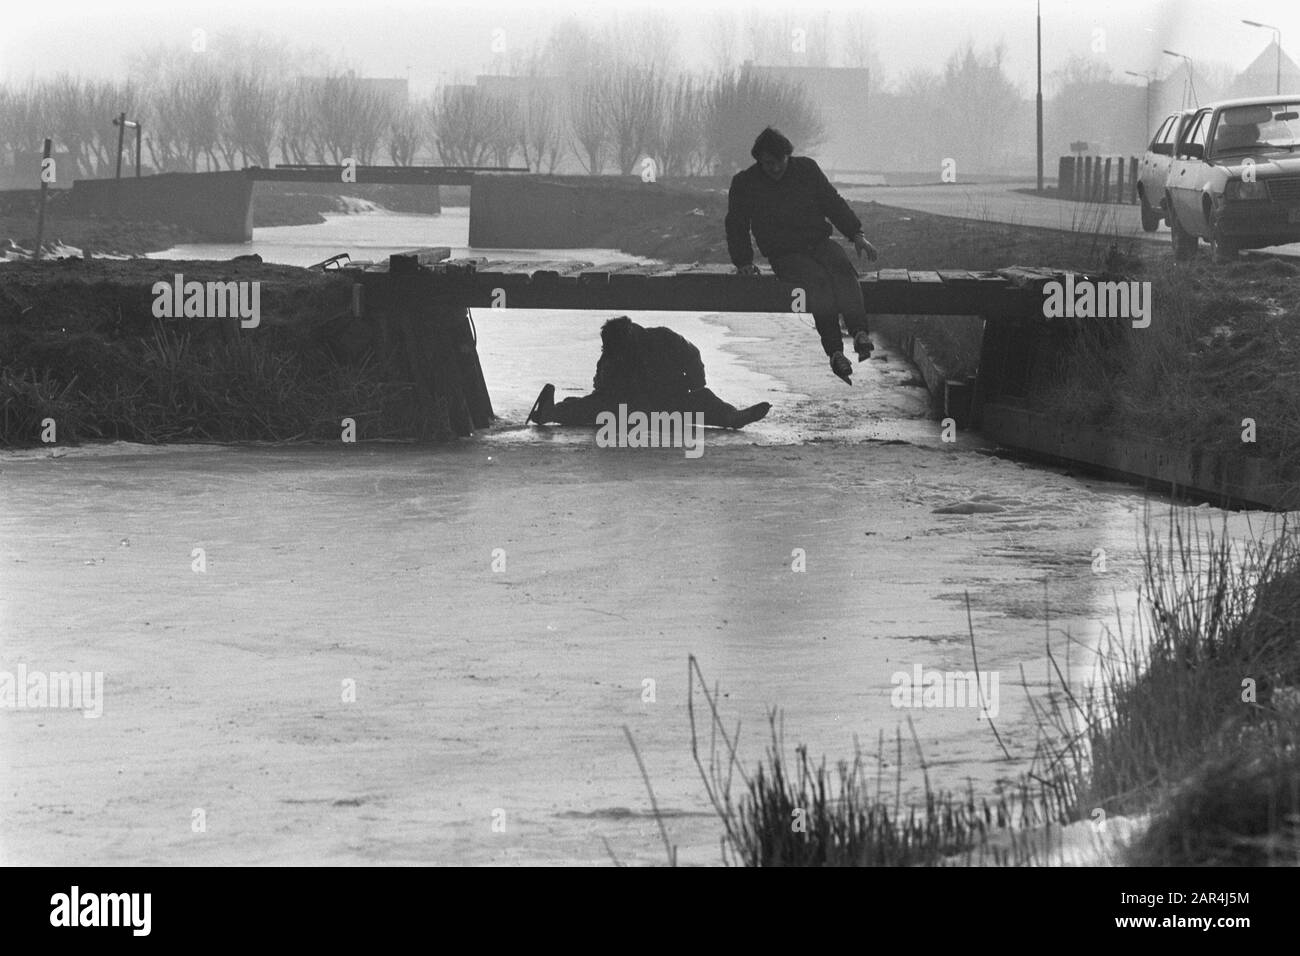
left=349, top=249, right=1088, bottom=438
left=358, top=249, right=1065, bottom=316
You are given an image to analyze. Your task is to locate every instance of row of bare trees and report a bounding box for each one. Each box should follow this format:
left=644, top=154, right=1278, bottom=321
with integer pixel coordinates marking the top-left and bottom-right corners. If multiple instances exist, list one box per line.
left=0, top=76, right=140, bottom=179
left=0, top=59, right=827, bottom=178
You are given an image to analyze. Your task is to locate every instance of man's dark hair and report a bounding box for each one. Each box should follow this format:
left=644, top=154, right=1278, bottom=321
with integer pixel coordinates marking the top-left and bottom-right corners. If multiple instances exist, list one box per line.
left=751, top=127, right=794, bottom=161
left=600, top=316, right=636, bottom=348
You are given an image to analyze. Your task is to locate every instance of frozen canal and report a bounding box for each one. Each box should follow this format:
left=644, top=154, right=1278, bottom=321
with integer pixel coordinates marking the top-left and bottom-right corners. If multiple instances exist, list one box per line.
left=0, top=208, right=1282, bottom=864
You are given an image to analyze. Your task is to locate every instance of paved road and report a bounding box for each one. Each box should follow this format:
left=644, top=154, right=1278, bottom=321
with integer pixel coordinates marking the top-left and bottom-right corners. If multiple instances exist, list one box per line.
left=839, top=180, right=1300, bottom=258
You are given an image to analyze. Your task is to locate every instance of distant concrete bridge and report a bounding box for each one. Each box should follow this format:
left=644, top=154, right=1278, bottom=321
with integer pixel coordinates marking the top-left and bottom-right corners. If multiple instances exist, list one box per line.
left=63, top=165, right=530, bottom=242
left=246, top=163, right=530, bottom=186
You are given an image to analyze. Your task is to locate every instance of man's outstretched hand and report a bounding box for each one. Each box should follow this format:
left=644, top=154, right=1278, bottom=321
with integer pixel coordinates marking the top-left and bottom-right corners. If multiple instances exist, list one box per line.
left=735, top=264, right=761, bottom=276
left=853, top=233, right=879, bottom=263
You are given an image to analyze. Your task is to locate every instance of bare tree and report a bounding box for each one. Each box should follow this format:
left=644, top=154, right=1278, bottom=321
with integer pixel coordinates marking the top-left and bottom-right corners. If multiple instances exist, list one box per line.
left=44, top=75, right=94, bottom=178
left=309, top=72, right=395, bottom=165
left=224, top=68, right=279, bottom=167
left=602, top=64, right=665, bottom=176
left=744, top=11, right=831, bottom=68
left=387, top=102, right=425, bottom=166
left=176, top=65, right=225, bottom=170
left=656, top=74, right=707, bottom=177
left=277, top=81, right=314, bottom=165
left=433, top=85, right=503, bottom=166
left=602, top=11, right=680, bottom=75
left=938, top=42, right=1021, bottom=173
left=543, top=17, right=610, bottom=80
left=484, top=93, right=519, bottom=168
left=517, top=67, right=565, bottom=173
left=81, top=80, right=135, bottom=175
left=567, top=76, right=610, bottom=174
left=839, top=12, right=887, bottom=96
left=706, top=10, right=741, bottom=74
left=0, top=81, right=54, bottom=170
left=703, top=65, right=826, bottom=174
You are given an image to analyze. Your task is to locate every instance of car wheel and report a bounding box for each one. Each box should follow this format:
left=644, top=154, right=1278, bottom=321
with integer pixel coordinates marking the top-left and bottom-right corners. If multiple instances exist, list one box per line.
left=1139, top=193, right=1160, bottom=232
left=1209, top=215, right=1239, bottom=262
left=1169, top=209, right=1199, bottom=261
left=1210, top=234, right=1239, bottom=262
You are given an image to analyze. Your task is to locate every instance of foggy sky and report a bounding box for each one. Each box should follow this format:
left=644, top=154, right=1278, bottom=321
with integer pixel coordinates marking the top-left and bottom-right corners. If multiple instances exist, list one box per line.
left=3, top=0, right=1298, bottom=96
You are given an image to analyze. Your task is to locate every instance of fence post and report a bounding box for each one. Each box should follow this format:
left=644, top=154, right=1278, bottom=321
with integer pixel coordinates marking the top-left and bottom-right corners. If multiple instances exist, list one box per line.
left=1102, top=157, right=1112, bottom=203
left=114, top=112, right=126, bottom=181
left=1115, top=156, right=1125, bottom=205
left=1058, top=156, right=1074, bottom=199
left=34, top=137, right=51, bottom=262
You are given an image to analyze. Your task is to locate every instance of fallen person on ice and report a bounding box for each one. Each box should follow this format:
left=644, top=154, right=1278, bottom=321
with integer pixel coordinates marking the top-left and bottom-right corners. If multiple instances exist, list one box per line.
left=725, top=126, right=879, bottom=385
left=526, top=316, right=771, bottom=430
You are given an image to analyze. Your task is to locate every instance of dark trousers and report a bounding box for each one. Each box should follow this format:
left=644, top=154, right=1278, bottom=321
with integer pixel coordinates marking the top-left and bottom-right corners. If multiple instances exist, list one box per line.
left=549, top=387, right=742, bottom=429
left=769, top=237, right=869, bottom=357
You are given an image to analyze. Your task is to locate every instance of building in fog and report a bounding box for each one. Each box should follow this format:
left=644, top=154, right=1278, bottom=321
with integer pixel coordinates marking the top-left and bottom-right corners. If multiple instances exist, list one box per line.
left=1224, top=41, right=1300, bottom=98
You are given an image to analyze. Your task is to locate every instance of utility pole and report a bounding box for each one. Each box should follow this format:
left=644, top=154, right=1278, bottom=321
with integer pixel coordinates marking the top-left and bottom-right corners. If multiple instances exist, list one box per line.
left=1036, top=0, right=1044, bottom=194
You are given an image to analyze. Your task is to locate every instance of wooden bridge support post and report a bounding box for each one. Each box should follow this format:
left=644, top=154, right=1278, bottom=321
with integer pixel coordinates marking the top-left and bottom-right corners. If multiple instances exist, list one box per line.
left=359, top=275, right=495, bottom=439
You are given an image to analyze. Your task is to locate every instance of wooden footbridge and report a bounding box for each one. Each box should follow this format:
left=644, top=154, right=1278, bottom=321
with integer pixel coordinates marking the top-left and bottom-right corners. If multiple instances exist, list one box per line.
left=318, top=247, right=1293, bottom=508
left=346, top=247, right=1083, bottom=439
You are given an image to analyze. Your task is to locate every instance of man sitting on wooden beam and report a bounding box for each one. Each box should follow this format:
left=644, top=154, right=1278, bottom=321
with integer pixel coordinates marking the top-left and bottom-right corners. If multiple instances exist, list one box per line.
left=726, top=127, right=879, bottom=385
left=526, top=316, right=771, bottom=430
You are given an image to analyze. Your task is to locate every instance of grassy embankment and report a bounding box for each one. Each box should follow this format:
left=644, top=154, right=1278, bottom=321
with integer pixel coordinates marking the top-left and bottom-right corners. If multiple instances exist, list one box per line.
left=0, top=259, right=454, bottom=445
left=649, top=514, right=1299, bottom=866
left=610, top=188, right=1300, bottom=488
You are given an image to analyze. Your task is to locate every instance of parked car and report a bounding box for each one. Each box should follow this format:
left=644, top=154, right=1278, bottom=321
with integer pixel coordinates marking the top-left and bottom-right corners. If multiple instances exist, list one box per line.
left=1136, top=109, right=1196, bottom=231
left=1164, top=95, right=1300, bottom=260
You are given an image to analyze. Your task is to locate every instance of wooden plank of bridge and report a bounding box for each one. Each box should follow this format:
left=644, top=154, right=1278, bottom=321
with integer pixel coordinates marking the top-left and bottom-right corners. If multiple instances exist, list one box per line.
left=438, top=256, right=487, bottom=276
left=608, top=262, right=679, bottom=301
left=996, top=266, right=1065, bottom=291
left=607, top=262, right=678, bottom=275
left=649, top=262, right=743, bottom=312
left=410, top=258, right=1046, bottom=317
left=388, top=247, right=451, bottom=274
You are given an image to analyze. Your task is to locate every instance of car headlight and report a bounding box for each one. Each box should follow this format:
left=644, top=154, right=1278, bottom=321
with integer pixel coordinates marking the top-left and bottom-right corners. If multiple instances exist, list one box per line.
left=1225, top=179, right=1269, bottom=201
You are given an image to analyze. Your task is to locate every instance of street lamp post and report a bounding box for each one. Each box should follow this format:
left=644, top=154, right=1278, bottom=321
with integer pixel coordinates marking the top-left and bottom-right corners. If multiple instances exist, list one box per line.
left=112, top=113, right=142, bottom=179
left=1242, top=20, right=1282, bottom=95
left=1163, top=50, right=1196, bottom=109
left=1125, top=70, right=1155, bottom=133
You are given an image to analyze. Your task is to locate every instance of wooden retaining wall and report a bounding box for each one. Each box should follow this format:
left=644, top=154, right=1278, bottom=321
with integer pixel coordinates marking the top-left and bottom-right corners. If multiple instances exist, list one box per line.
left=979, top=402, right=1298, bottom=511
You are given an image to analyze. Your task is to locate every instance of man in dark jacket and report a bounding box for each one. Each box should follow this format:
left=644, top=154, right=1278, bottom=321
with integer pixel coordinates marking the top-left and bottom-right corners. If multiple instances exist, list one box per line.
left=526, top=316, right=771, bottom=429
left=726, top=127, right=879, bottom=384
